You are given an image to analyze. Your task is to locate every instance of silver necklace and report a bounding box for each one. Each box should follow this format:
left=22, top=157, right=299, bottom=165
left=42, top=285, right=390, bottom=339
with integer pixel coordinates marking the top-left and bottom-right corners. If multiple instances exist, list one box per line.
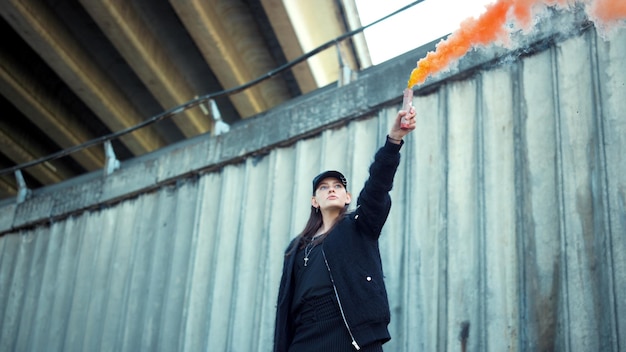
left=303, top=234, right=323, bottom=266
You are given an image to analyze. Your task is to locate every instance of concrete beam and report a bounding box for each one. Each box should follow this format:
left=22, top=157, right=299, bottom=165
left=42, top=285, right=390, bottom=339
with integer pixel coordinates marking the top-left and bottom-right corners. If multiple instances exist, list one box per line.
left=171, top=0, right=292, bottom=118
left=0, top=174, right=16, bottom=198
left=0, top=0, right=166, bottom=155
left=79, top=0, right=212, bottom=138
left=0, top=48, right=105, bottom=171
left=282, top=0, right=355, bottom=87
left=0, top=123, right=72, bottom=185
left=339, top=0, right=372, bottom=69
left=260, top=0, right=318, bottom=94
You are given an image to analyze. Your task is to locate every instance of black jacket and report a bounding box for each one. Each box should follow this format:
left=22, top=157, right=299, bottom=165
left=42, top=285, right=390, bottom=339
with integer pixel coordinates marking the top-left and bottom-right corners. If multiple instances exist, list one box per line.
left=274, top=139, right=403, bottom=351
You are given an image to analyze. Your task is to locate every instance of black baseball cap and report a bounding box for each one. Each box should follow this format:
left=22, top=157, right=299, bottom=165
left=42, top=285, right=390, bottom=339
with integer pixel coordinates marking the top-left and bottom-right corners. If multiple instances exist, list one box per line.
left=312, top=170, right=347, bottom=194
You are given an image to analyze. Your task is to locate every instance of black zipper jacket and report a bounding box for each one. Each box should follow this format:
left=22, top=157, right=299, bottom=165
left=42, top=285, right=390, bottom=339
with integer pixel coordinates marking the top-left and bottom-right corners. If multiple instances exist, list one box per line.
left=274, top=138, right=403, bottom=351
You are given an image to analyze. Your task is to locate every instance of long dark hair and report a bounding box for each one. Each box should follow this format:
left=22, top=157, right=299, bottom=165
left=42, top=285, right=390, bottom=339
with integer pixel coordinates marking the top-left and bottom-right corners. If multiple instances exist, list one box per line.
left=286, top=204, right=349, bottom=256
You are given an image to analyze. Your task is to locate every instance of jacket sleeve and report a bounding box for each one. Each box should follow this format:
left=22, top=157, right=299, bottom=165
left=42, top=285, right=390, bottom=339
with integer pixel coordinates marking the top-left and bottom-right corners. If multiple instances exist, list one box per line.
left=353, top=138, right=403, bottom=239
left=274, top=238, right=299, bottom=351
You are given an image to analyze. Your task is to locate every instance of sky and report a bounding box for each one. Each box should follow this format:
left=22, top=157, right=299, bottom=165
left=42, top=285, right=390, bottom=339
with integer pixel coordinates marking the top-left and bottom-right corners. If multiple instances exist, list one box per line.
left=355, top=0, right=496, bottom=65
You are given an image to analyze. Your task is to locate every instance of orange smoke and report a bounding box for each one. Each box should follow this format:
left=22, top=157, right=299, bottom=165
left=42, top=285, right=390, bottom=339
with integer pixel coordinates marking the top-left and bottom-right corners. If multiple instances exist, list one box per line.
left=407, top=0, right=626, bottom=88
left=589, top=0, right=626, bottom=22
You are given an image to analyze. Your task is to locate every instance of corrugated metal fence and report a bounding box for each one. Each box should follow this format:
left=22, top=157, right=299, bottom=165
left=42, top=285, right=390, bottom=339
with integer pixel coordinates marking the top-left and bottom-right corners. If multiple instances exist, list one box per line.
left=1, top=17, right=625, bottom=352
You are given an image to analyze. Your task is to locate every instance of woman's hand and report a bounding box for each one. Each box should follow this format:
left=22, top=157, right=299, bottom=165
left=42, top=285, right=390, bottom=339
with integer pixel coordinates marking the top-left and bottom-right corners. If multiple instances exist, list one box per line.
left=388, top=106, right=416, bottom=143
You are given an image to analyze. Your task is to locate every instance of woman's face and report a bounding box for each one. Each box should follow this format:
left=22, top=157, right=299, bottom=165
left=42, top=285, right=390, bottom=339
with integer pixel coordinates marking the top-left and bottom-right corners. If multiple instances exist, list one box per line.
left=311, top=177, right=351, bottom=211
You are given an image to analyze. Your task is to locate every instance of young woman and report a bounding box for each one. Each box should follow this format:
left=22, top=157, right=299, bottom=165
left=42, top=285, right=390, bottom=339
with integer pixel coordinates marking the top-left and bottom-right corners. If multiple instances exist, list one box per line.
left=274, top=106, right=417, bottom=351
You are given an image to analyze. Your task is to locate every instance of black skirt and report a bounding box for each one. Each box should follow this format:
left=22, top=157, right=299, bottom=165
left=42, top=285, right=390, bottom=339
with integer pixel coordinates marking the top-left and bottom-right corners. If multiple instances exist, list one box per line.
left=288, top=294, right=383, bottom=352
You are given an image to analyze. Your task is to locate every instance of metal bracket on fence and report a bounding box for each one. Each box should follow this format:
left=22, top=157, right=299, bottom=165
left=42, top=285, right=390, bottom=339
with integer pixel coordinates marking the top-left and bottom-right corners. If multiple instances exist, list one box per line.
left=104, top=141, right=120, bottom=176
left=336, top=43, right=355, bottom=87
left=15, top=170, right=31, bottom=203
left=200, top=99, right=230, bottom=136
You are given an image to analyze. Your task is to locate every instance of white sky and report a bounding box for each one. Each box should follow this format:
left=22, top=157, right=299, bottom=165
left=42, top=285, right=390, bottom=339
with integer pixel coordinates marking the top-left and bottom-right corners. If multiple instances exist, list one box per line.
left=355, top=0, right=496, bottom=65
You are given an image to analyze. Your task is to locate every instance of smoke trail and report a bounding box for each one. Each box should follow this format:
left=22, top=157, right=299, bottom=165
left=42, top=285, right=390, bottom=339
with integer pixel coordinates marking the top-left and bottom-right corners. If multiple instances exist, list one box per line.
left=588, top=0, right=626, bottom=32
left=407, top=0, right=626, bottom=88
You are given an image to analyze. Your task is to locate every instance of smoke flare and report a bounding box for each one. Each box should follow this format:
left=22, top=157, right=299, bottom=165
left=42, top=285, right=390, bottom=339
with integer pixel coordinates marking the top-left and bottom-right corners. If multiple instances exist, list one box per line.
left=407, top=0, right=626, bottom=88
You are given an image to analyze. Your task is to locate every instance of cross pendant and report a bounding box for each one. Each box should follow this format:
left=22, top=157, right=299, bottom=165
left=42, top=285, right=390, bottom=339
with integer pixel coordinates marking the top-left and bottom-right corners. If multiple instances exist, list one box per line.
left=304, top=257, right=309, bottom=266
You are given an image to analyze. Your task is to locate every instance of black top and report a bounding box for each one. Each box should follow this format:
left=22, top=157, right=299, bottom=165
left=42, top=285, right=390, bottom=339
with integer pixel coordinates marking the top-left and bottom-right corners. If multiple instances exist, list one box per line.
left=291, top=241, right=333, bottom=316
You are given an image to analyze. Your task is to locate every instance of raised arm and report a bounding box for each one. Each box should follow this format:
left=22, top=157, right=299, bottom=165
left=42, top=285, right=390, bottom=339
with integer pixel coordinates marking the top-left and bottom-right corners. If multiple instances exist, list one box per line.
left=353, top=106, right=416, bottom=239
